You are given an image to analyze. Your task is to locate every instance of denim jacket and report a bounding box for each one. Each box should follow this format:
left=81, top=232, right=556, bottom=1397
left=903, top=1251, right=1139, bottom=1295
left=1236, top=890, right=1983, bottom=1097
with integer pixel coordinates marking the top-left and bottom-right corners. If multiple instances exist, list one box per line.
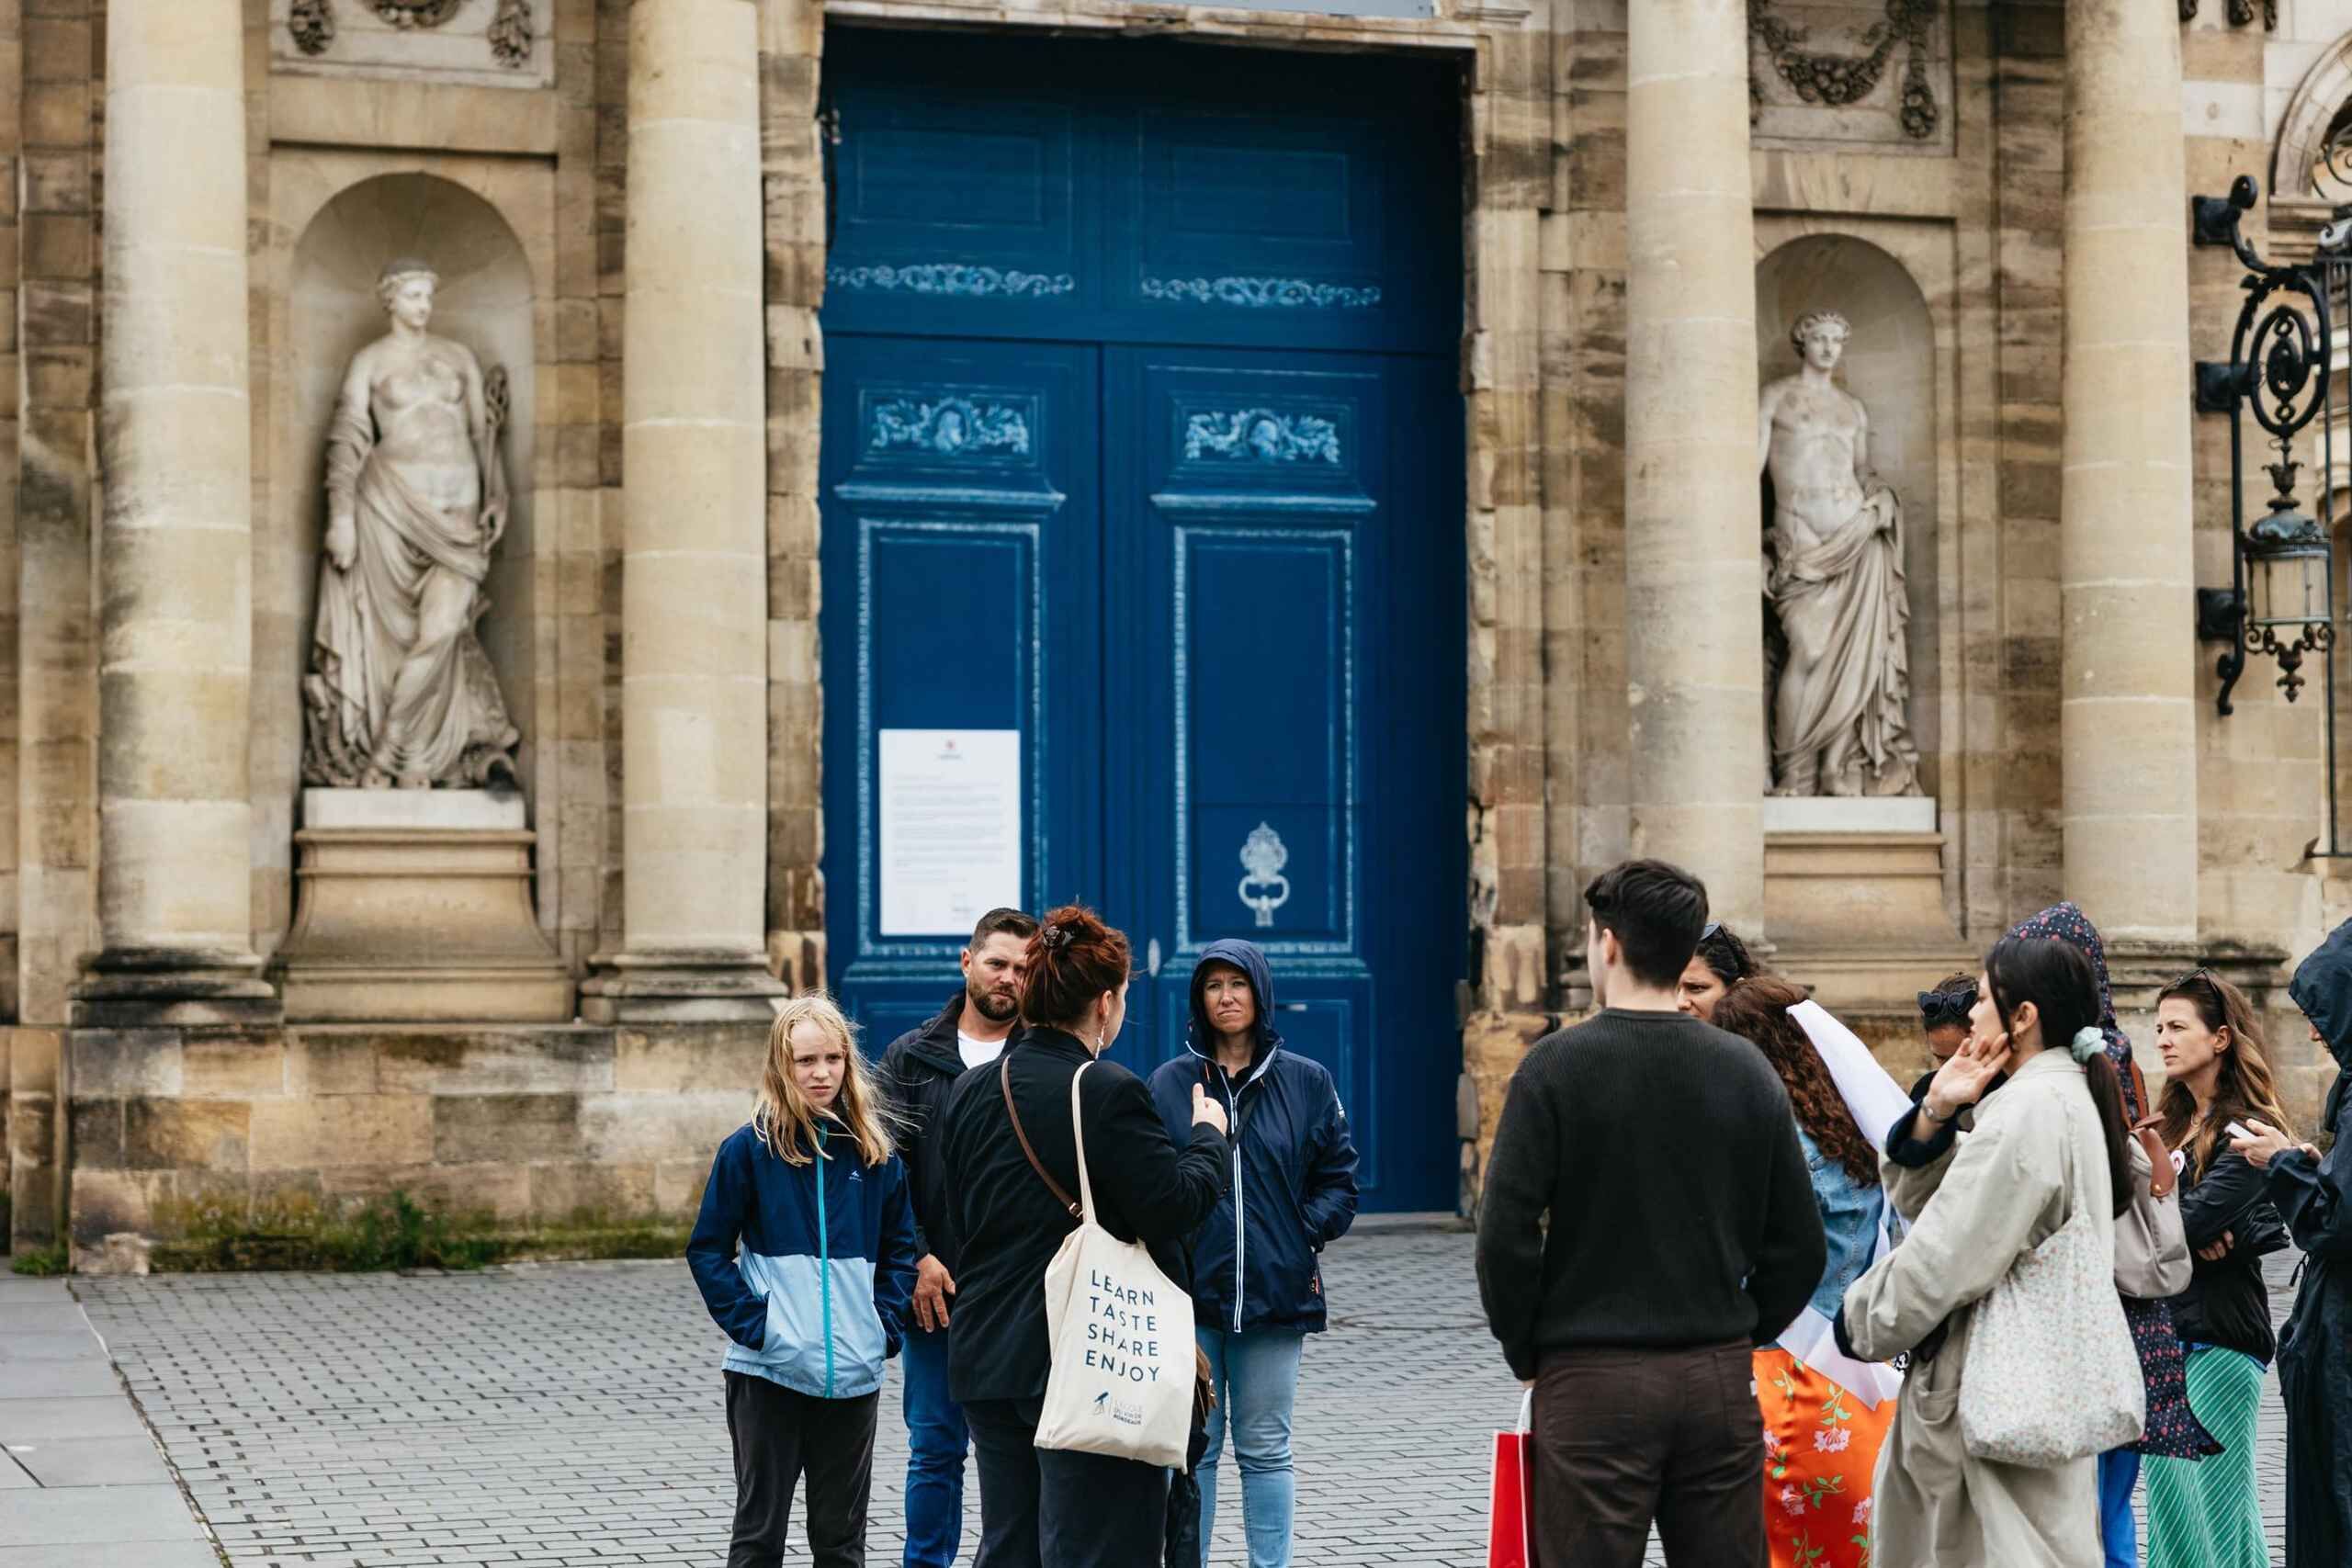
left=1766, top=1125, right=1887, bottom=1350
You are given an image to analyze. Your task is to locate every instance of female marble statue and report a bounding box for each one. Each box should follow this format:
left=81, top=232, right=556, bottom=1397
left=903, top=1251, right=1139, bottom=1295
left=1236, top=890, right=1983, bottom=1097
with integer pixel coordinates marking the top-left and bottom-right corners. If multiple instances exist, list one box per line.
left=303, top=258, right=521, bottom=790
left=1757, top=310, right=1921, bottom=798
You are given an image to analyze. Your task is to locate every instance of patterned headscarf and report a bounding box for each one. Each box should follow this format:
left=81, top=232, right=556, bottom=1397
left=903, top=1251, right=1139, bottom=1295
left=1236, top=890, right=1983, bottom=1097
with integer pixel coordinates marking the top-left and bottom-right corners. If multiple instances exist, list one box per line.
left=2005, top=900, right=2139, bottom=1117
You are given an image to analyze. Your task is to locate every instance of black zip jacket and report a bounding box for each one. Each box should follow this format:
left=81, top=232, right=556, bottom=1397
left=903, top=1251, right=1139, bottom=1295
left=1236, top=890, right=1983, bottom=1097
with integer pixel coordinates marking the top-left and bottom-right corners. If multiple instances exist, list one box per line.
left=878, top=991, right=1001, bottom=1276
left=938, top=1027, right=1229, bottom=1404
left=2168, top=1147, right=2284, bottom=1364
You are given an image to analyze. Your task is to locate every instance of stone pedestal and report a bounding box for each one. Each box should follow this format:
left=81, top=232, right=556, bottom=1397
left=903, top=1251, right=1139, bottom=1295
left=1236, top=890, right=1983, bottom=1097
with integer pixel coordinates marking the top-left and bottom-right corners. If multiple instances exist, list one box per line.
left=274, top=790, right=573, bottom=1022
left=1762, top=796, right=1974, bottom=1015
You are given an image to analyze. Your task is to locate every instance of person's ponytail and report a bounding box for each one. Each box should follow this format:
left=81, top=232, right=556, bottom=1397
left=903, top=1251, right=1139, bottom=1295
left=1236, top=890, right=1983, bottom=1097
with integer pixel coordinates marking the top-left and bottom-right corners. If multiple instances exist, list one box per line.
left=1019, top=905, right=1131, bottom=1035
left=1985, top=934, right=2134, bottom=1219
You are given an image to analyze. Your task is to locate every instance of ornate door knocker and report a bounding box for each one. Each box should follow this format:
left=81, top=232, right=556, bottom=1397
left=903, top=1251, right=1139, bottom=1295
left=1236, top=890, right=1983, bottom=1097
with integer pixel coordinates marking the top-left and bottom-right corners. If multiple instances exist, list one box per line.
left=1237, top=822, right=1291, bottom=930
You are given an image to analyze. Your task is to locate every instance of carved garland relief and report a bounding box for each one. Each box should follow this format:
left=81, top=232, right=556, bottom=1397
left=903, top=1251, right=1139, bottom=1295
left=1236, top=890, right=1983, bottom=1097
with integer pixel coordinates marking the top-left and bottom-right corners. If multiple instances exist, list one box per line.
left=1748, top=0, right=1940, bottom=142
left=289, top=0, right=535, bottom=66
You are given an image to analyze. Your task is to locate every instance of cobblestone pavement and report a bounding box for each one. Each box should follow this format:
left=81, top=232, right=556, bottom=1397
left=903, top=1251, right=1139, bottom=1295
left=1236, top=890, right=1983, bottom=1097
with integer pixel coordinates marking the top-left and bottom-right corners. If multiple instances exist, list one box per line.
left=74, top=1232, right=2295, bottom=1566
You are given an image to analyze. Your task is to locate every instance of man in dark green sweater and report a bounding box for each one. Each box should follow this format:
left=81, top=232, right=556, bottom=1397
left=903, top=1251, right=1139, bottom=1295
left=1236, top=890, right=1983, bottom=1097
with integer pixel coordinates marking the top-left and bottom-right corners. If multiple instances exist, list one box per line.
left=1476, top=859, right=1825, bottom=1568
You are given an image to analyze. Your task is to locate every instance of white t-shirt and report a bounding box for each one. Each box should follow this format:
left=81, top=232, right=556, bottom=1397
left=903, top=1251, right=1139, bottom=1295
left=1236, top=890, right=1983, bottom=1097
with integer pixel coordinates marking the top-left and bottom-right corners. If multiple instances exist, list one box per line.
left=957, top=1031, right=1009, bottom=1072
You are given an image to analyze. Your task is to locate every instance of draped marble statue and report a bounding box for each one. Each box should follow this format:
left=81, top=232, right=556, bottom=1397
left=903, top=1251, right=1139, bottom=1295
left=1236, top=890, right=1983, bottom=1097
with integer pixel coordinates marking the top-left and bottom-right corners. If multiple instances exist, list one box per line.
left=303, top=258, right=521, bottom=790
left=1757, top=310, right=1921, bottom=797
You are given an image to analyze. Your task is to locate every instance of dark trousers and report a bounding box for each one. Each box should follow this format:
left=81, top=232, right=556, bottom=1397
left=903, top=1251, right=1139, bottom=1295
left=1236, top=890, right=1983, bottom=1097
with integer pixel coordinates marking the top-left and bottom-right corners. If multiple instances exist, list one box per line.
left=964, top=1393, right=1172, bottom=1568
left=725, top=1370, right=880, bottom=1568
left=1532, top=1342, right=1765, bottom=1568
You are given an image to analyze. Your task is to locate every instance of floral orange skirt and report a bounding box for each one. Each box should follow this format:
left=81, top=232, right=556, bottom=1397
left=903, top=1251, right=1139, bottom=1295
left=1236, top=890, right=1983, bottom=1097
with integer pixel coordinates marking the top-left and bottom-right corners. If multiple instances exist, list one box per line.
left=1755, top=1347, right=1894, bottom=1568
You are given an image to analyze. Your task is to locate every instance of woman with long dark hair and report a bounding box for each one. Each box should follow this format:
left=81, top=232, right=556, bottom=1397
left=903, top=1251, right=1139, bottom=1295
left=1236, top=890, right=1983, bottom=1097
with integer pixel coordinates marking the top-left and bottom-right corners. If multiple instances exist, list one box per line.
left=2142, top=970, right=2291, bottom=1568
left=1838, top=936, right=2141, bottom=1565
left=938, top=906, right=1231, bottom=1568
left=1713, top=978, right=1892, bottom=1568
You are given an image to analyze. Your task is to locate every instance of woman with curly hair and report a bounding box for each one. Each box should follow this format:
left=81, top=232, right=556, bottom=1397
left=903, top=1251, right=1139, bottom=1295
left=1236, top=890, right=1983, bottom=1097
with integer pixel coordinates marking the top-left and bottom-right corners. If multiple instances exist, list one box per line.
left=1713, top=977, right=1893, bottom=1568
left=1675, top=920, right=1759, bottom=1023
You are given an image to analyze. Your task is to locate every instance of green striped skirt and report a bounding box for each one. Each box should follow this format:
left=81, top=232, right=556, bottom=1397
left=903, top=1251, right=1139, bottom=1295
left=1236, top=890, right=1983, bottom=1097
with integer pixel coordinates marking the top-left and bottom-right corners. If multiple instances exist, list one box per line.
left=2144, top=1344, right=2270, bottom=1568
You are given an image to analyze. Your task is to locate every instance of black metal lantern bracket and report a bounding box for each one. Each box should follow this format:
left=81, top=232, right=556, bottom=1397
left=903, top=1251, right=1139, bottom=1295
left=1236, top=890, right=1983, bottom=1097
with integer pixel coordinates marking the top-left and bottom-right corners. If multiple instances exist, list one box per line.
left=2191, top=175, right=2337, bottom=716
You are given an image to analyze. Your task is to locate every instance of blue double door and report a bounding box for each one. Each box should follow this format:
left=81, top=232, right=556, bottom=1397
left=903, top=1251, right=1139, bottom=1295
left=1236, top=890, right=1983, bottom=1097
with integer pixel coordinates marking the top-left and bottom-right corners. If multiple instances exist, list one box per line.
left=817, top=31, right=1464, bottom=1211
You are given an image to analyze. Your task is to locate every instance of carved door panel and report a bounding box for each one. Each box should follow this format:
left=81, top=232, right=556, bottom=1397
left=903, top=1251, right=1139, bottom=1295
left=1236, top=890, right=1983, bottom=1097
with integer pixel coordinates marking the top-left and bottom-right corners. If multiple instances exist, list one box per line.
left=1103, top=349, right=1460, bottom=1210
left=817, top=337, right=1102, bottom=1052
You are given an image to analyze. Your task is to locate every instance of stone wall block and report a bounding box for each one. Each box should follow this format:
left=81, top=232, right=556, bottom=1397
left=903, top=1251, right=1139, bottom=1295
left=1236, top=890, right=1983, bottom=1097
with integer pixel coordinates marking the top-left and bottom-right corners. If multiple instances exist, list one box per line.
left=577, top=1090, right=748, bottom=1163
left=285, top=1032, right=379, bottom=1097
left=71, top=1027, right=183, bottom=1097
left=122, top=1097, right=249, bottom=1173
left=64, top=1094, right=117, bottom=1167
left=434, top=1091, right=583, bottom=1164
left=180, top=1032, right=285, bottom=1099
left=613, top=1021, right=769, bottom=1095
left=247, top=1093, right=432, bottom=1170
left=375, top=1028, right=617, bottom=1097
left=527, top=1157, right=657, bottom=1220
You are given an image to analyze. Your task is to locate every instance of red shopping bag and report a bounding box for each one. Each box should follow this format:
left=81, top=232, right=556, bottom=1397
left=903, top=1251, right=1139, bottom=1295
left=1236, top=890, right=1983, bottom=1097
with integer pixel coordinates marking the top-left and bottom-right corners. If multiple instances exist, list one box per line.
left=1487, top=1392, right=1533, bottom=1568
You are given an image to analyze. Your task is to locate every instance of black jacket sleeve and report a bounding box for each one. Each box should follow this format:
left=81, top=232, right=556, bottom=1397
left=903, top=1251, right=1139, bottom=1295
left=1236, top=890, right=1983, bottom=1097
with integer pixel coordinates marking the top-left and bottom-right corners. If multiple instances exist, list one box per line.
left=1475, top=1057, right=1557, bottom=1381
left=1747, top=1099, right=1830, bottom=1346
left=2268, top=1138, right=2352, bottom=1262
left=2179, top=1150, right=2270, bottom=1252
left=878, top=1038, right=932, bottom=1262
left=1085, top=1068, right=1228, bottom=1244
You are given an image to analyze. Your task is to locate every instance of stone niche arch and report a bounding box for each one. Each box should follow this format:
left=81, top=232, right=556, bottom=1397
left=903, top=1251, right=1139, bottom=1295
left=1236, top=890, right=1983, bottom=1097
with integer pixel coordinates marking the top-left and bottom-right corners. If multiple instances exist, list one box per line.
left=2274, top=31, right=2352, bottom=206
left=263, top=170, right=544, bottom=949
left=1753, top=231, right=1944, bottom=786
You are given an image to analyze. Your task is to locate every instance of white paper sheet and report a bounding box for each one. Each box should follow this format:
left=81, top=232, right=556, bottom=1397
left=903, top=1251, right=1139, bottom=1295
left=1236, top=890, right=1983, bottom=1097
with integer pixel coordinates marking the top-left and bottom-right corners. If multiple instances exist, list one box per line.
left=1788, top=998, right=1918, bottom=1149
left=878, top=728, right=1021, bottom=936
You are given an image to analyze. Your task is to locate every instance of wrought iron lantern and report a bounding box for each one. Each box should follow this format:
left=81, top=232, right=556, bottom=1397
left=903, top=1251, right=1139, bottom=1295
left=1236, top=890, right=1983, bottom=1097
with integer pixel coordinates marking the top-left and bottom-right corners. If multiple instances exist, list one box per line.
left=2191, top=175, right=2338, bottom=712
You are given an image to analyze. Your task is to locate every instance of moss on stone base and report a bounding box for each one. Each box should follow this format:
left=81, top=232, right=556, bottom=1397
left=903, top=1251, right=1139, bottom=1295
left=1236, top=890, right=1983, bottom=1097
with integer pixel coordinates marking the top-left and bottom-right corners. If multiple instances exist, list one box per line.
left=148, top=1190, right=691, bottom=1273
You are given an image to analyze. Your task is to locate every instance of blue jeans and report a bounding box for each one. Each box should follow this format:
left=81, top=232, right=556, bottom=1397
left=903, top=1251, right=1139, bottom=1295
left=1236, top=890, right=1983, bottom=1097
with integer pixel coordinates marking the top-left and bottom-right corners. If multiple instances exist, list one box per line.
left=900, top=1325, right=967, bottom=1567
left=1197, top=1325, right=1306, bottom=1568
left=2097, top=1445, right=2141, bottom=1568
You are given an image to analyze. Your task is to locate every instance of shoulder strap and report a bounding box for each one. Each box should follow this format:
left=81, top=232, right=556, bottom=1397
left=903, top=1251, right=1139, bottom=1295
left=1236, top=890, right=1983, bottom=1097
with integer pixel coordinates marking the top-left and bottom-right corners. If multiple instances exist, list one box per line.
left=1001, top=1055, right=1081, bottom=1221
left=1069, top=1061, right=1097, bottom=1223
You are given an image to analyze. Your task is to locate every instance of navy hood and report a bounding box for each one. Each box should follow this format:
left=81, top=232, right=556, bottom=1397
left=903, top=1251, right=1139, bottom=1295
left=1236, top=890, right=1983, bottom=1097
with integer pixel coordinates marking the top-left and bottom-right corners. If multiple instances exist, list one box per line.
left=1187, top=938, right=1281, bottom=1065
left=2293, top=918, right=2352, bottom=1136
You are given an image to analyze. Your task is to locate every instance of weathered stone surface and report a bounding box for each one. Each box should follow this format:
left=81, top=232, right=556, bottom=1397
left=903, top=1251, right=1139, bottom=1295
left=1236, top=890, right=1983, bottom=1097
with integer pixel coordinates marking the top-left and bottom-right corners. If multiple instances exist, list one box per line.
left=248, top=1094, right=434, bottom=1171
left=576, top=1091, right=747, bottom=1164
left=70, top=1030, right=183, bottom=1098
left=612, top=1023, right=769, bottom=1095
left=376, top=1029, right=615, bottom=1097
left=180, top=1033, right=286, bottom=1099
left=432, top=1091, right=582, bottom=1165
left=527, top=1158, right=655, bottom=1221
left=123, top=1099, right=250, bottom=1173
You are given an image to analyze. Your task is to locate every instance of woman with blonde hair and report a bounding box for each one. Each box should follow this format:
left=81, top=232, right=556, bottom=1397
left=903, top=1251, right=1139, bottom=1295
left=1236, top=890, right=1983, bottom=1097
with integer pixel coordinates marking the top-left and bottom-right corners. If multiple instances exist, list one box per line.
left=2143, top=969, right=2292, bottom=1568
left=686, top=993, right=919, bottom=1568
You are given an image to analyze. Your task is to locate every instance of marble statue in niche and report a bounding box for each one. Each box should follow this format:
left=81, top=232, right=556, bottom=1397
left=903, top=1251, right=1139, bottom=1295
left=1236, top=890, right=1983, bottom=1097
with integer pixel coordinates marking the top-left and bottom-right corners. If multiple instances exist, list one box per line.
left=1757, top=309, right=1921, bottom=797
left=303, top=257, right=521, bottom=791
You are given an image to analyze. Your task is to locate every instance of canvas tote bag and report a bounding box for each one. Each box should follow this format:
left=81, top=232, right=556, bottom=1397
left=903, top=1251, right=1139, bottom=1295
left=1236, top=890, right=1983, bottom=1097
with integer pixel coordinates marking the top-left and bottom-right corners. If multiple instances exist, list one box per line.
left=1956, top=1086, right=2146, bottom=1466
left=1019, top=1060, right=1195, bottom=1468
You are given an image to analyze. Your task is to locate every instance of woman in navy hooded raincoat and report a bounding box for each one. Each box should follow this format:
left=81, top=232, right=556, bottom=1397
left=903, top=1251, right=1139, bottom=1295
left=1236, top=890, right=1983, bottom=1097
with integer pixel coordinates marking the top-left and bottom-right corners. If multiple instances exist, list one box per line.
left=2234, top=916, right=2352, bottom=1565
left=1148, top=939, right=1359, bottom=1568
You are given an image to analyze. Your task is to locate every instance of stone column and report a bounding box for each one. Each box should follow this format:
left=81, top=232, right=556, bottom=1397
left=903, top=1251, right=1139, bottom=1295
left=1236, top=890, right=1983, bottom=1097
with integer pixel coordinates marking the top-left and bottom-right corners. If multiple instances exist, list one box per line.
left=2060, top=0, right=2198, bottom=955
left=583, top=0, right=785, bottom=1021
left=1622, top=0, right=1769, bottom=936
left=77, top=0, right=275, bottom=1023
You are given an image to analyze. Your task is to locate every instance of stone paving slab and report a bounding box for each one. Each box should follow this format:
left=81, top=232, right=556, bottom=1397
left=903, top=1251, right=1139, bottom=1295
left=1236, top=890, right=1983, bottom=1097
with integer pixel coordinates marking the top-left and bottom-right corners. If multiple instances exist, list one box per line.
left=70, top=1234, right=2297, bottom=1566
left=0, top=1278, right=214, bottom=1564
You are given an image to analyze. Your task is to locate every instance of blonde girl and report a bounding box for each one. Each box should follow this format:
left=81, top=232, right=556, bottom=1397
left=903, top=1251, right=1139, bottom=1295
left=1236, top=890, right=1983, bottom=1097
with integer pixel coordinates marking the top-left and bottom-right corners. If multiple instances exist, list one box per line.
left=687, top=992, right=919, bottom=1568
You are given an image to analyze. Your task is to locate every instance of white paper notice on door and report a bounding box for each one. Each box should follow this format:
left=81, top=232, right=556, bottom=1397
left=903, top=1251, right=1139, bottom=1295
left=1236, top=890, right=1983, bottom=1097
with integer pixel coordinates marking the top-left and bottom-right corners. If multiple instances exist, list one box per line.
left=878, top=728, right=1023, bottom=936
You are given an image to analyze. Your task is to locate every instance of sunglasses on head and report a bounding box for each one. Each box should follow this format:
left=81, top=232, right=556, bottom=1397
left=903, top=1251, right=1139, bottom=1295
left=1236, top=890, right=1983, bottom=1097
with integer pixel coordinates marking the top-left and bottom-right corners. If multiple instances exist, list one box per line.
left=1917, top=986, right=1977, bottom=1027
left=1700, top=921, right=1723, bottom=941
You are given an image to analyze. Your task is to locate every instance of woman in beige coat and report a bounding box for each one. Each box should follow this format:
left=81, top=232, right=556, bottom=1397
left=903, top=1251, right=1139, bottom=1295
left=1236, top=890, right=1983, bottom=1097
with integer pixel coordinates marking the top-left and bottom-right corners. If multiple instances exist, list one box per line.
left=1838, top=937, right=2155, bottom=1568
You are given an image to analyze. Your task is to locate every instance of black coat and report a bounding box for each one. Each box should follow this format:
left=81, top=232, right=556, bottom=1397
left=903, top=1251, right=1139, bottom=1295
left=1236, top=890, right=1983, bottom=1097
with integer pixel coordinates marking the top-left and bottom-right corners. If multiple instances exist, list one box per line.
left=938, top=1027, right=1229, bottom=1405
left=2169, top=1147, right=2285, bottom=1365
left=2270, top=916, right=2352, bottom=1567
left=878, top=992, right=997, bottom=1276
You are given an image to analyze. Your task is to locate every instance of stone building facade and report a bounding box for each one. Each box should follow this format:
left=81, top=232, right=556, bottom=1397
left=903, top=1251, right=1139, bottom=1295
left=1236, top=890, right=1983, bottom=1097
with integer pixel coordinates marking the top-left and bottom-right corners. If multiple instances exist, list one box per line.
left=6, top=0, right=2352, bottom=1258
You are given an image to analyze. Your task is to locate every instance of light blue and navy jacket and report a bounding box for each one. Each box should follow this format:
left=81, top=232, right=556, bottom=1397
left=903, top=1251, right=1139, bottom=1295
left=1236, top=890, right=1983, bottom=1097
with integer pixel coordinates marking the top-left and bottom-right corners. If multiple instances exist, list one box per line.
left=686, top=1117, right=919, bottom=1399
